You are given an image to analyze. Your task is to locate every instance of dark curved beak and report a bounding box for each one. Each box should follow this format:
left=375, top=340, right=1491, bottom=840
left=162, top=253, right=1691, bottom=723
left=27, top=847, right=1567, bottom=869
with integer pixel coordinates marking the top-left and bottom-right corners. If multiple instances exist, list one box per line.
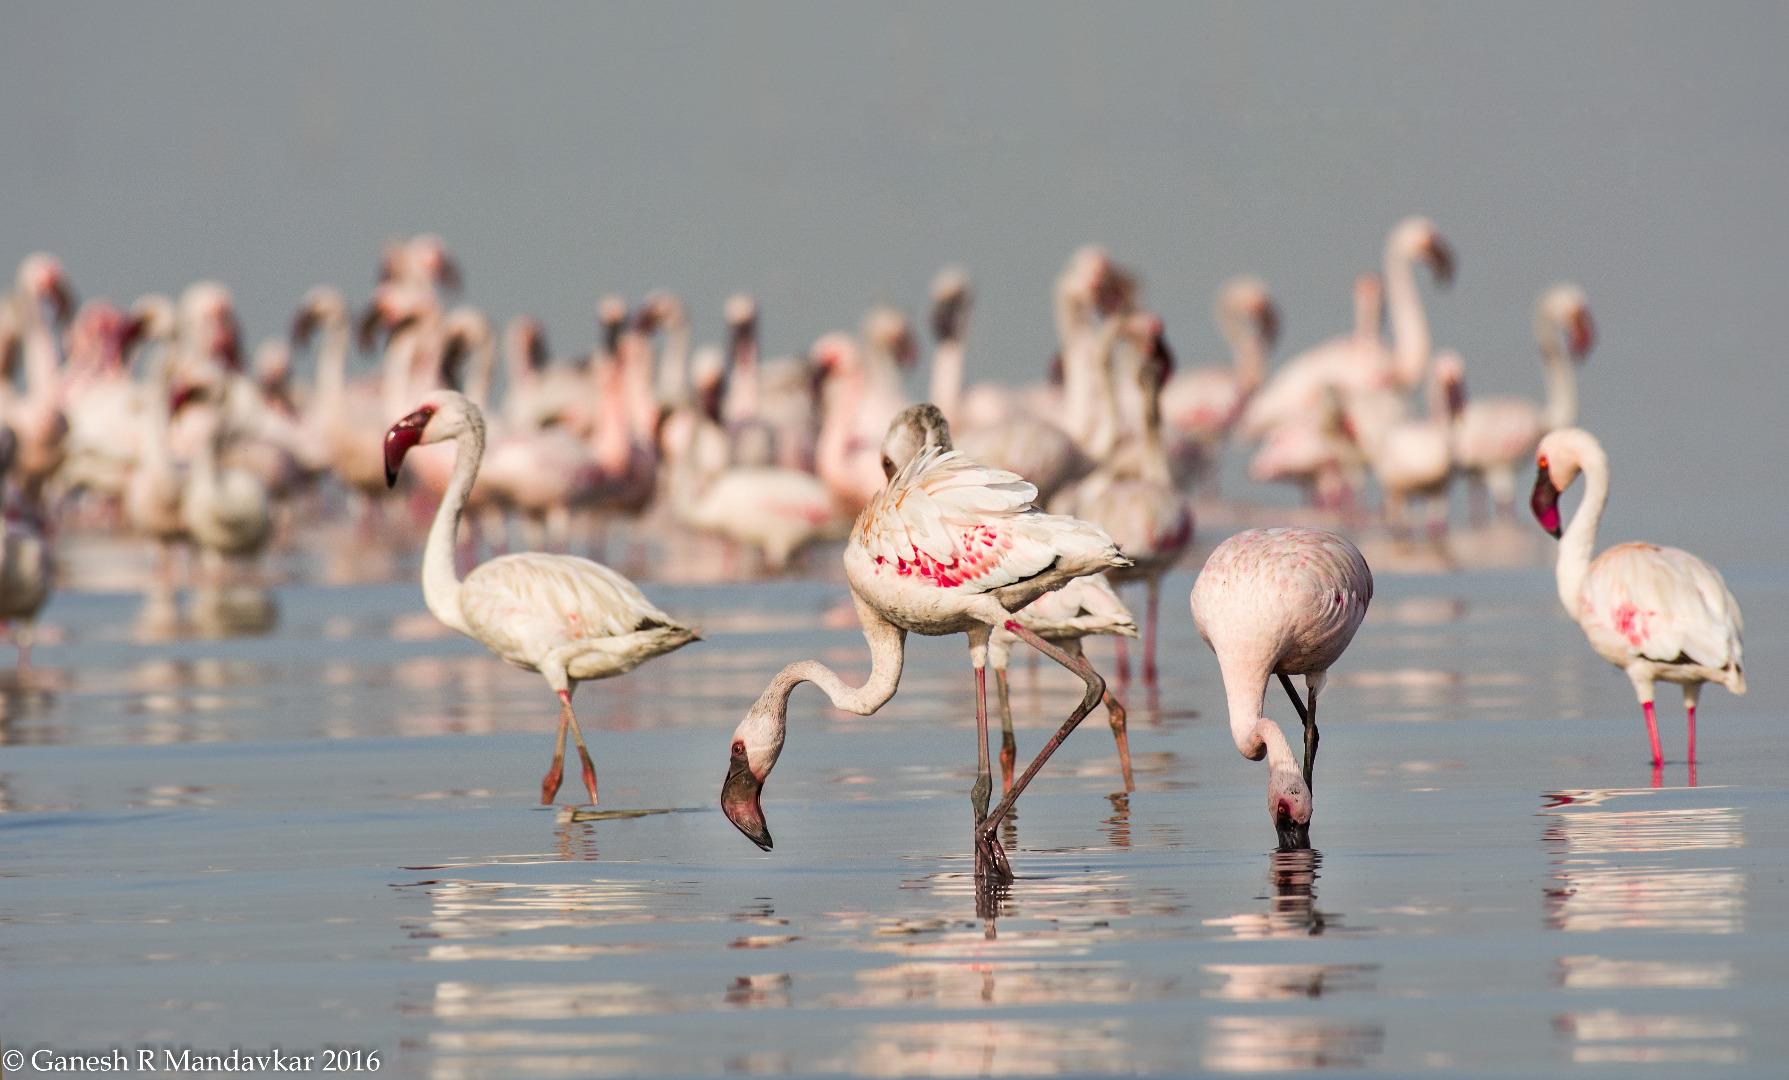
left=722, top=750, right=772, bottom=851
left=1258, top=301, right=1280, bottom=351
left=291, top=307, right=319, bottom=347
left=1152, top=330, right=1176, bottom=382
left=930, top=292, right=967, bottom=344
left=384, top=407, right=432, bottom=488
left=1568, top=308, right=1595, bottom=361
left=48, top=277, right=76, bottom=325
left=356, top=305, right=385, bottom=352
left=1444, top=377, right=1466, bottom=418
left=438, top=255, right=463, bottom=295
left=1427, top=236, right=1456, bottom=287
left=1275, top=806, right=1311, bottom=851
left=1530, top=464, right=1562, bottom=538
left=169, top=384, right=204, bottom=414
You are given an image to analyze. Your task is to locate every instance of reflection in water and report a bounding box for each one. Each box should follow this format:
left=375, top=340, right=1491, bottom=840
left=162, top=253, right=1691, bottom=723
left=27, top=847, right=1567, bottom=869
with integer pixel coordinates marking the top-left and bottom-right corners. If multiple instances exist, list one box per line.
left=1541, top=789, right=1744, bottom=934
left=1203, top=962, right=1377, bottom=1001
left=1554, top=1009, right=1744, bottom=1066
left=1204, top=849, right=1335, bottom=939
left=1203, top=1016, right=1385, bottom=1072
left=827, top=1019, right=1132, bottom=1077
left=1554, top=955, right=1732, bottom=991
left=133, top=583, right=280, bottom=642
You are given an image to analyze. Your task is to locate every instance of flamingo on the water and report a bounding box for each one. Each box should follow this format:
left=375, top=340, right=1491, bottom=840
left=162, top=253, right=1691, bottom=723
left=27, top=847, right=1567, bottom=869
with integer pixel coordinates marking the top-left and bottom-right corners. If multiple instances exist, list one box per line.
left=383, top=390, right=699, bottom=805
left=1191, top=527, right=1374, bottom=849
left=1529, top=428, right=1744, bottom=773
left=722, top=412, right=1132, bottom=881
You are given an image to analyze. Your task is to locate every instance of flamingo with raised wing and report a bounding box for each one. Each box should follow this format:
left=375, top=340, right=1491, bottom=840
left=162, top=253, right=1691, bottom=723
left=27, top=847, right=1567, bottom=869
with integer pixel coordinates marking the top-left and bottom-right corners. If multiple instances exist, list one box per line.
left=722, top=419, right=1132, bottom=881
left=1529, top=428, right=1744, bottom=772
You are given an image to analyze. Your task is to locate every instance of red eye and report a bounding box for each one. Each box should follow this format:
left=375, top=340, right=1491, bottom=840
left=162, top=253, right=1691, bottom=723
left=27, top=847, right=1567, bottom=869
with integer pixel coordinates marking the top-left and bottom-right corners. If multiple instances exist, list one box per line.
left=731, top=740, right=746, bottom=756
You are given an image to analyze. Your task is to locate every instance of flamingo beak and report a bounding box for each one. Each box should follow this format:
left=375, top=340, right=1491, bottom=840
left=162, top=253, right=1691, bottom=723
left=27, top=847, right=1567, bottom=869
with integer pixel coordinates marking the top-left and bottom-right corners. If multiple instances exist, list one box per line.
left=168, top=384, right=204, bottom=414
left=1258, top=300, right=1280, bottom=351
left=47, top=276, right=76, bottom=324
left=1274, top=800, right=1311, bottom=851
left=1530, top=462, right=1562, bottom=538
left=383, top=406, right=433, bottom=487
left=1568, top=308, right=1596, bottom=361
left=438, top=254, right=463, bottom=295
left=1426, top=235, right=1456, bottom=286
left=722, top=746, right=772, bottom=851
left=291, top=306, right=319, bottom=347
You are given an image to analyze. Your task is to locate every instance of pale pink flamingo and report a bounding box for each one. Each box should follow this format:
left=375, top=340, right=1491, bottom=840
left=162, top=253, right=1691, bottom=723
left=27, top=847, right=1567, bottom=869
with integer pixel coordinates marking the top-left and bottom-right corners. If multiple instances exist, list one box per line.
left=1241, top=219, right=1453, bottom=440
left=378, top=233, right=463, bottom=296
left=1455, top=284, right=1594, bottom=513
left=813, top=333, right=896, bottom=513
left=384, top=390, right=698, bottom=804
left=499, top=316, right=556, bottom=433
left=1247, top=391, right=1360, bottom=513
left=121, top=299, right=190, bottom=582
left=174, top=385, right=273, bottom=581
left=4, top=254, right=75, bottom=500
left=1191, top=527, right=1374, bottom=848
left=1159, top=277, right=1279, bottom=485
left=1354, top=350, right=1466, bottom=534
left=293, top=286, right=392, bottom=505
left=722, top=435, right=1132, bottom=881
left=661, top=407, right=844, bottom=572
left=58, top=299, right=144, bottom=503
left=0, top=427, right=53, bottom=666
left=1529, top=428, right=1744, bottom=773
left=1056, top=313, right=1194, bottom=683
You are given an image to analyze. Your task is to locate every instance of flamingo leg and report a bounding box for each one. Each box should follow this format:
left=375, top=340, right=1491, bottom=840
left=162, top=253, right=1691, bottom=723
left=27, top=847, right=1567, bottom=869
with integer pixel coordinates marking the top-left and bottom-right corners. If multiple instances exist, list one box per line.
left=1641, top=700, right=1664, bottom=768
left=976, top=621, right=1105, bottom=883
left=971, top=662, right=991, bottom=824
left=541, top=697, right=571, bottom=804
left=1105, top=686, right=1134, bottom=792
left=1683, top=683, right=1701, bottom=765
left=994, top=667, right=1017, bottom=793
left=1142, top=577, right=1161, bottom=684
left=1275, top=672, right=1318, bottom=789
left=560, top=689, right=599, bottom=805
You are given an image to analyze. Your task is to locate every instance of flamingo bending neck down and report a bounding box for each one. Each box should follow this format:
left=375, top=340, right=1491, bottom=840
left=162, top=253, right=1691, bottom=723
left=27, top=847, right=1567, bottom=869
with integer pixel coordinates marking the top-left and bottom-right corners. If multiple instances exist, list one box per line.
left=723, top=409, right=1132, bottom=882
left=384, top=390, right=698, bottom=805
left=1191, top=527, right=1374, bottom=849
left=1529, top=428, right=1743, bottom=778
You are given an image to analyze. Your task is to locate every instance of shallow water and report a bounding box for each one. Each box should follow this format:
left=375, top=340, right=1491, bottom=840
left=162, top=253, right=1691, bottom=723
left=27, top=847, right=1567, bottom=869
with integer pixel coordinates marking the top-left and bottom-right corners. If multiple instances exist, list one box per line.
left=3, top=526, right=1786, bottom=1077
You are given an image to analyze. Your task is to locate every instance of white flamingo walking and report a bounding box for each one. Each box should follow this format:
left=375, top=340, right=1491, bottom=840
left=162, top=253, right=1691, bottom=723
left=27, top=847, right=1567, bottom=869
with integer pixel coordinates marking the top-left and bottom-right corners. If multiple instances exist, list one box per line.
left=1529, top=428, right=1744, bottom=773
left=384, top=390, right=698, bottom=804
left=722, top=426, right=1132, bottom=882
left=1191, top=527, right=1374, bottom=849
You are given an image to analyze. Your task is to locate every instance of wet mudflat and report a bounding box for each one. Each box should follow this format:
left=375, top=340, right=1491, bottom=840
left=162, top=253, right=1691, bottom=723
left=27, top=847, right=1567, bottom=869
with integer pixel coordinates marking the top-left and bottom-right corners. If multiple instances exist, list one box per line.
left=3, top=529, right=1786, bottom=1077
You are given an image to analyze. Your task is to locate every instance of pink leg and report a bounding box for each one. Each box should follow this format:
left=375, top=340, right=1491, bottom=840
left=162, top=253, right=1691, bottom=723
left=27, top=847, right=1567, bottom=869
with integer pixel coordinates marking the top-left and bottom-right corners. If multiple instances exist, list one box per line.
left=971, top=664, right=992, bottom=823
left=542, top=700, right=570, bottom=804
left=1113, top=636, right=1131, bottom=686
left=1642, top=701, right=1664, bottom=767
left=560, top=689, right=599, bottom=805
left=1685, top=703, right=1697, bottom=764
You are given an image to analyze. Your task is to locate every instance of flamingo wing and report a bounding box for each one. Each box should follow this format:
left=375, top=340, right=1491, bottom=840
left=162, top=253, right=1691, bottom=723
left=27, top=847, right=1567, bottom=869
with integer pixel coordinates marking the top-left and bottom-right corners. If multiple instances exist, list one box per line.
left=1586, top=543, right=1743, bottom=669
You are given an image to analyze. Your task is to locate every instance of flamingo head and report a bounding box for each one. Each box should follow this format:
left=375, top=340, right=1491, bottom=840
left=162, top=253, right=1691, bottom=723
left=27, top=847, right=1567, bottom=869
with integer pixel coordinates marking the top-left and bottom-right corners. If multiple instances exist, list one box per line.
left=1529, top=429, right=1596, bottom=539
left=18, top=253, right=75, bottom=325
left=1540, top=284, right=1595, bottom=362
left=928, top=266, right=972, bottom=343
left=880, top=404, right=954, bottom=478
left=1129, top=312, right=1175, bottom=389
left=1268, top=766, right=1313, bottom=851
left=595, top=294, right=628, bottom=354
left=1219, top=277, right=1278, bottom=351
left=809, top=332, right=859, bottom=384
left=505, top=315, right=550, bottom=373
left=722, top=700, right=786, bottom=852
left=384, top=390, right=481, bottom=487
left=291, top=286, right=347, bottom=347
left=403, top=234, right=462, bottom=295
left=1392, top=217, right=1454, bottom=287
left=863, top=305, right=917, bottom=369
left=1434, top=351, right=1467, bottom=418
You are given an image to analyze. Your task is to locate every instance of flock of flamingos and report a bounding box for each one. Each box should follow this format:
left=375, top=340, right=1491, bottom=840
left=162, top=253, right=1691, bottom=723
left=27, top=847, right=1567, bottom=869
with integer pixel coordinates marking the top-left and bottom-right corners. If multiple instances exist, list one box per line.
left=0, top=217, right=1746, bottom=881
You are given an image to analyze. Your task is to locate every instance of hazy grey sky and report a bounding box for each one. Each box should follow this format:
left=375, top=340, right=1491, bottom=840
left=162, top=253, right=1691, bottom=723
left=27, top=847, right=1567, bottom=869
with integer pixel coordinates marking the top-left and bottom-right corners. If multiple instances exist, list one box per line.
left=3, top=2, right=1784, bottom=561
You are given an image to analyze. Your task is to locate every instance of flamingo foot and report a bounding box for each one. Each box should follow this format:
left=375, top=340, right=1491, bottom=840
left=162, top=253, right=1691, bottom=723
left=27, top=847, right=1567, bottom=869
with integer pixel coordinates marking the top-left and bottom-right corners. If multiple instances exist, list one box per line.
left=970, top=770, right=991, bottom=826
left=974, top=823, right=1013, bottom=883
left=578, top=748, right=599, bottom=806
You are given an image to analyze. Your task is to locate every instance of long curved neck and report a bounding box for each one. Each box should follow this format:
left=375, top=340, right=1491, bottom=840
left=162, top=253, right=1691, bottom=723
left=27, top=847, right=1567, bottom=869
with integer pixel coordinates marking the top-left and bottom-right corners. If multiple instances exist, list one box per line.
left=314, top=315, right=350, bottom=415
left=656, top=319, right=691, bottom=406
left=1384, top=241, right=1430, bottom=390
left=422, top=423, right=483, bottom=637
left=18, top=296, right=61, bottom=405
left=466, top=334, right=497, bottom=410
left=1556, top=456, right=1607, bottom=615
left=929, top=340, right=964, bottom=427
left=761, top=593, right=906, bottom=721
left=723, top=333, right=760, bottom=424
left=1535, top=318, right=1577, bottom=430
left=1084, top=317, right=1126, bottom=458
left=1218, top=649, right=1299, bottom=775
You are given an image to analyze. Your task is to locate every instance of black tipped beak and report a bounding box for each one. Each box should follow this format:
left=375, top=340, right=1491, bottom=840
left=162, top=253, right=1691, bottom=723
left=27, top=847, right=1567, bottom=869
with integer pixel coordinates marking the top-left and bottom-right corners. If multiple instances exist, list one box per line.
left=1530, top=464, right=1562, bottom=538
left=383, top=407, right=432, bottom=488
left=722, top=751, right=772, bottom=851
left=1427, top=236, right=1456, bottom=286
left=1275, top=812, right=1311, bottom=852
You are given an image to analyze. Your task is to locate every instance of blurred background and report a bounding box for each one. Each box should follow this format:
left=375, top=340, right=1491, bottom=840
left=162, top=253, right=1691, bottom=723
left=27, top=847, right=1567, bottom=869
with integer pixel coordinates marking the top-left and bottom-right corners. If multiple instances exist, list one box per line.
left=3, top=1, right=1785, bottom=562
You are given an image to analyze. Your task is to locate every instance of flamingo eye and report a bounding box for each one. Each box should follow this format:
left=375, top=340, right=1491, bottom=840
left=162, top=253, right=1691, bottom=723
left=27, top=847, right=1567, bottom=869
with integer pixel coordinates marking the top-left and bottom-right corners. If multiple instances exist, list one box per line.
left=1537, top=455, right=1549, bottom=469
left=731, top=739, right=746, bottom=757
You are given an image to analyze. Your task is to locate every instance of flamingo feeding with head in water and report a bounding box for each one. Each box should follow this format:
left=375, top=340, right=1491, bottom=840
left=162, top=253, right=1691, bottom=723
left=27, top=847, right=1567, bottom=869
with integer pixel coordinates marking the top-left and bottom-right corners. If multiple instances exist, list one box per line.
left=1529, top=428, right=1744, bottom=775
left=384, top=390, right=699, bottom=805
left=722, top=409, right=1132, bottom=881
left=1191, top=527, right=1374, bottom=849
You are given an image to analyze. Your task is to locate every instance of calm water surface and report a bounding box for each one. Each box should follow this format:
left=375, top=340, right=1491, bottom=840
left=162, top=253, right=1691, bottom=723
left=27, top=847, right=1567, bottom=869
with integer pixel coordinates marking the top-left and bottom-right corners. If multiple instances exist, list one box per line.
left=3, top=522, right=1785, bottom=1077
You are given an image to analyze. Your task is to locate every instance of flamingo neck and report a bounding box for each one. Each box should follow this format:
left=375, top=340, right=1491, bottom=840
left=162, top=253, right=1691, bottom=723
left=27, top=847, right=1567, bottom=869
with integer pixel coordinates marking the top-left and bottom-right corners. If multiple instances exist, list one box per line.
left=314, top=315, right=350, bottom=415
left=929, top=340, right=964, bottom=428
left=1535, top=320, right=1578, bottom=430
left=465, top=334, right=496, bottom=410
left=1384, top=240, right=1430, bottom=390
left=656, top=321, right=691, bottom=406
left=1220, top=657, right=1300, bottom=775
left=764, top=594, right=907, bottom=720
left=422, top=420, right=483, bottom=637
left=1556, top=453, right=1606, bottom=617
left=17, top=297, right=61, bottom=406
left=1222, top=309, right=1267, bottom=393
left=1084, top=317, right=1126, bottom=458
left=817, top=365, right=865, bottom=468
